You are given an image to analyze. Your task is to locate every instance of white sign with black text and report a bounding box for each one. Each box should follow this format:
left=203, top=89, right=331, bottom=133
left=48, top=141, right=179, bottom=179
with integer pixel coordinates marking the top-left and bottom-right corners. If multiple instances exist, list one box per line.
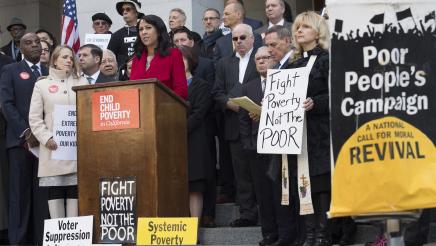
left=43, top=215, right=93, bottom=246
left=52, top=105, right=77, bottom=161
left=84, top=34, right=111, bottom=50
left=257, top=68, right=310, bottom=154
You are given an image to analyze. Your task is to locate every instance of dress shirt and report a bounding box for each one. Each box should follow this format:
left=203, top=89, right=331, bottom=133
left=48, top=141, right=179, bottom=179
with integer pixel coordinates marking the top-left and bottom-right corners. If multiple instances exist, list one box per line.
left=24, top=59, right=41, bottom=74
left=278, top=50, right=293, bottom=69
left=268, top=18, right=285, bottom=29
left=236, top=48, right=253, bottom=83
left=83, top=70, right=100, bottom=84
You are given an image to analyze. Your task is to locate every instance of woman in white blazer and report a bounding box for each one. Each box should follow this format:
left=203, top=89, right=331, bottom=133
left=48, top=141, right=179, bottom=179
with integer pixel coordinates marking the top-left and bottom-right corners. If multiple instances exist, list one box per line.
left=29, top=45, right=87, bottom=218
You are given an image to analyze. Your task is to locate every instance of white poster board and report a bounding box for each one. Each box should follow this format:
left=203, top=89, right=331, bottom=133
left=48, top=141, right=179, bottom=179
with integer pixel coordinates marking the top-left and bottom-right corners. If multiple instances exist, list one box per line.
left=84, top=34, right=111, bottom=50
left=43, top=216, right=93, bottom=246
left=52, top=105, right=77, bottom=161
left=257, top=68, right=310, bottom=154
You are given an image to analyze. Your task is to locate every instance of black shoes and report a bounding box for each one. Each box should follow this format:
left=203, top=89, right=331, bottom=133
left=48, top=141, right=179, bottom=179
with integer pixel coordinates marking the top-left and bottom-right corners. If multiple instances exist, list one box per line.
left=229, top=218, right=257, bottom=227
left=259, top=235, right=278, bottom=246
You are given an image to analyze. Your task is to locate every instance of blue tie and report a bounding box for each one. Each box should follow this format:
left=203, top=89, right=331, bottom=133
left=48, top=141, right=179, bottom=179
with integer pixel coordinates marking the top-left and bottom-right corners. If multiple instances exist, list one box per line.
left=273, top=62, right=281, bottom=69
left=31, top=65, right=40, bottom=78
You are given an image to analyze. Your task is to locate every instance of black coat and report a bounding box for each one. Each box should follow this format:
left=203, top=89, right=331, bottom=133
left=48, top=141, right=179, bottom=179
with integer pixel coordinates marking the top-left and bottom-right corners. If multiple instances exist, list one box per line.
left=200, top=29, right=223, bottom=60
left=187, top=76, right=212, bottom=181
left=1, top=41, right=21, bottom=62
left=96, top=72, right=116, bottom=83
left=213, top=52, right=259, bottom=141
left=285, top=47, right=330, bottom=176
left=240, top=77, right=263, bottom=150
left=0, top=60, right=48, bottom=148
left=193, top=56, right=216, bottom=136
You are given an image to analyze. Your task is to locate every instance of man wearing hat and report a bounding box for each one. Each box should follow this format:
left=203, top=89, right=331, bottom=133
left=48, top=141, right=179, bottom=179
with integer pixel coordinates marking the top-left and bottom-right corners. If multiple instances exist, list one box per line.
left=92, top=13, right=113, bottom=34
left=107, top=0, right=142, bottom=67
left=1, top=17, right=26, bottom=62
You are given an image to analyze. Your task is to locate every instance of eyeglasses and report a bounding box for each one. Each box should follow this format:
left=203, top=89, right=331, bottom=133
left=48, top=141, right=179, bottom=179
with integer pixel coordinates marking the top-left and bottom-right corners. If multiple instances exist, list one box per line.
left=93, top=21, right=108, bottom=26
left=41, top=48, right=50, bottom=53
left=256, top=56, right=271, bottom=61
left=202, top=17, right=219, bottom=21
left=102, top=59, right=115, bottom=64
left=232, top=35, right=247, bottom=41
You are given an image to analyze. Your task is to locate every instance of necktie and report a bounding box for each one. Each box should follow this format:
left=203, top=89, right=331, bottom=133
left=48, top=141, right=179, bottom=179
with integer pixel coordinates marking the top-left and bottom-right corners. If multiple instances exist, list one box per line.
left=262, top=79, right=266, bottom=94
left=273, top=62, right=281, bottom=69
left=86, top=76, right=93, bottom=84
left=31, top=65, right=40, bottom=78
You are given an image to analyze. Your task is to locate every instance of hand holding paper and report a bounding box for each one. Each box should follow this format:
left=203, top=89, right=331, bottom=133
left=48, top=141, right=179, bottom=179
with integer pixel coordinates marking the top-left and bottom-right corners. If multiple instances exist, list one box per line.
left=230, top=96, right=261, bottom=115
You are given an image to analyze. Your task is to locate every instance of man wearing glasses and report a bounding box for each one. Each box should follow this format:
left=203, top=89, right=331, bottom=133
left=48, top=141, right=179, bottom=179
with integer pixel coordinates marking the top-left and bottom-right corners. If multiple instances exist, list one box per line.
left=107, top=0, right=142, bottom=67
left=200, top=8, right=223, bottom=59
left=213, top=23, right=260, bottom=228
left=92, top=13, right=113, bottom=34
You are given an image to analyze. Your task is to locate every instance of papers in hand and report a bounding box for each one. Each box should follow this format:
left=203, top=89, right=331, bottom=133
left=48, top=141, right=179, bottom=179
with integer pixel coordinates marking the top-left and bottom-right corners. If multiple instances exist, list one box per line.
left=29, top=145, right=39, bottom=158
left=230, top=96, right=261, bottom=115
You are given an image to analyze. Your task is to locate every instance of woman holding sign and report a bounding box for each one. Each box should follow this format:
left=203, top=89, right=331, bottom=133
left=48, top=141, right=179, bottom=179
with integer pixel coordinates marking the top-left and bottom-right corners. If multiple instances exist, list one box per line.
left=29, top=45, right=87, bottom=219
left=130, top=15, right=188, bottom=99
left=285, top=11, right=331, bottom=246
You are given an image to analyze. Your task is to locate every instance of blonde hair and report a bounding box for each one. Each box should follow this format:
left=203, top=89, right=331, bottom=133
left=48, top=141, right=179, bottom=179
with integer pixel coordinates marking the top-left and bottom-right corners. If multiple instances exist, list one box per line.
left=50, top=45, right=80, bottom=79
left=291, top=11, right=330, bottom=61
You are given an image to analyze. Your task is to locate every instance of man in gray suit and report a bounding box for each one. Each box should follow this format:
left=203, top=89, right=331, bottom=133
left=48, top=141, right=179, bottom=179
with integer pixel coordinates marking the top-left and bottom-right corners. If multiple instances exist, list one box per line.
left=213, top=24, right=261, bottom=227
left=256, top=0, right=292, bottom=37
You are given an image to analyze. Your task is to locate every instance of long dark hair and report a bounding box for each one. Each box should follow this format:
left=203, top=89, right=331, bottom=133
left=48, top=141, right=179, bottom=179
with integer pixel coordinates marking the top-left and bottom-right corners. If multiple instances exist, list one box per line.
left=134, top=15, right=171, bottom=58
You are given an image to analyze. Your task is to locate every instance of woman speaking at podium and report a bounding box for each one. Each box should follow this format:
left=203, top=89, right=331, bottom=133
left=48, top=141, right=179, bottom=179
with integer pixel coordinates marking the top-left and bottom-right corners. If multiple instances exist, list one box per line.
left=130, top=14, right=188, bottom=99
left=29, top=45, right=87, bottom=219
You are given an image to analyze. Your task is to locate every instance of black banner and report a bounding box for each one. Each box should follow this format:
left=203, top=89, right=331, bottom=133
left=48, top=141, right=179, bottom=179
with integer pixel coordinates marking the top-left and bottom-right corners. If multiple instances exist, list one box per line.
left=99, top=177, right=137, bottom=243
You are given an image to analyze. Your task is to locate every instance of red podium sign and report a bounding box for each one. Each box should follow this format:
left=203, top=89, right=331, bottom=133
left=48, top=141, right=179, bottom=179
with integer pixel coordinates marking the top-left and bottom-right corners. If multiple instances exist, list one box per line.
left=92, top=89, right=140, bottom=131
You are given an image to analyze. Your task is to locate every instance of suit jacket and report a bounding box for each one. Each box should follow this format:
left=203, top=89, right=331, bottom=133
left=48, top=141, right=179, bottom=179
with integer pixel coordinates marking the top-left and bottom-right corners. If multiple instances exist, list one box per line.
left=130, top=48, right=188, bottom=99
left=244, top=17, right=263, bottom=31
left=240, top=77, right=263, bottom=150
left=194, top=56, right=216, bottom=135
left=1, top=41, right=21, bottom=62
left=213, top=32, right=263, bottom=63
left=0, top=60, right=48, bottom=148
left=0, top=54, right=14, bottom=138
left=255, top=20, right=293, bottom=35
left=187, top=76, right=212, bottom=181
left=213, top=52, right=259, bottom=141
left=96, top=72, right=116, bottom=83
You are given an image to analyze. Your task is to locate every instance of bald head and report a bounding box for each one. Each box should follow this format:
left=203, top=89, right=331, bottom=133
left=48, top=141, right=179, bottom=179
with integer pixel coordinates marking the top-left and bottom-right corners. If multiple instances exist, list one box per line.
left=20, top=33, right=42, bottom=63
left=223, top=3, right=245, bottom=29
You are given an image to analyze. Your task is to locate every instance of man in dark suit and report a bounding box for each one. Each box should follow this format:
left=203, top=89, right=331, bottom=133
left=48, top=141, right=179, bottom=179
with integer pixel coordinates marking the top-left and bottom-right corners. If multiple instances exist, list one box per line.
left=1, top=17, right=26, bottom=62
left=0, top=32, right=49, bottom=245
left=0, top=52, right=14, bottom=244
left=78, top=44, right=114, bottom=84
left=264, top=25, right=294, bottom=69
left=255, top=0, right=293, bottom=37
left=213, top=24, right=260, bottom=227
left=214, top=2, right=263, bottom=63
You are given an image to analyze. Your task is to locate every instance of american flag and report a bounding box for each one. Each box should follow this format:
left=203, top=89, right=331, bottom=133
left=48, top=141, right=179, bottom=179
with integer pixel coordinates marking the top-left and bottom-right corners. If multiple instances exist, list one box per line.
left=61, top=0, right=80, bottom=53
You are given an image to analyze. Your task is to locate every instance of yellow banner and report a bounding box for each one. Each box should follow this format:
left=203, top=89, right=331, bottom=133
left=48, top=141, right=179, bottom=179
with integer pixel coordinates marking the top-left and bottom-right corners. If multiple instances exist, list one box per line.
left=136, top=217, right=198, bottom=245
left=330, top=116, right=436, bottom=217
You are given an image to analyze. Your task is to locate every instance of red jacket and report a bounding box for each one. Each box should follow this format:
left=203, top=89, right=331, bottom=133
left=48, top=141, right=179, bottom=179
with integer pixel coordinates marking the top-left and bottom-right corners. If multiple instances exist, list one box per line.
left=130, top=47, right=188, bottom=99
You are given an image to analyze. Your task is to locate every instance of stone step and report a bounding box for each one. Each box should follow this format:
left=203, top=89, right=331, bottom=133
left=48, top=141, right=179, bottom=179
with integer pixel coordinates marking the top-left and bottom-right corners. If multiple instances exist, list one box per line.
left=199, top=226, right=262, bottom=245
left=215, top=202, right=241, bottom=226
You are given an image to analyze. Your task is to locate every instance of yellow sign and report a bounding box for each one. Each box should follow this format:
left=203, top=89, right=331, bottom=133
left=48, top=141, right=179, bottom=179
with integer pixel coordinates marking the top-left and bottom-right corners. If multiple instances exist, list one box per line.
left=136, top=217, right=198, bottom=245
left=330, top=116, right=436, bottom=217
